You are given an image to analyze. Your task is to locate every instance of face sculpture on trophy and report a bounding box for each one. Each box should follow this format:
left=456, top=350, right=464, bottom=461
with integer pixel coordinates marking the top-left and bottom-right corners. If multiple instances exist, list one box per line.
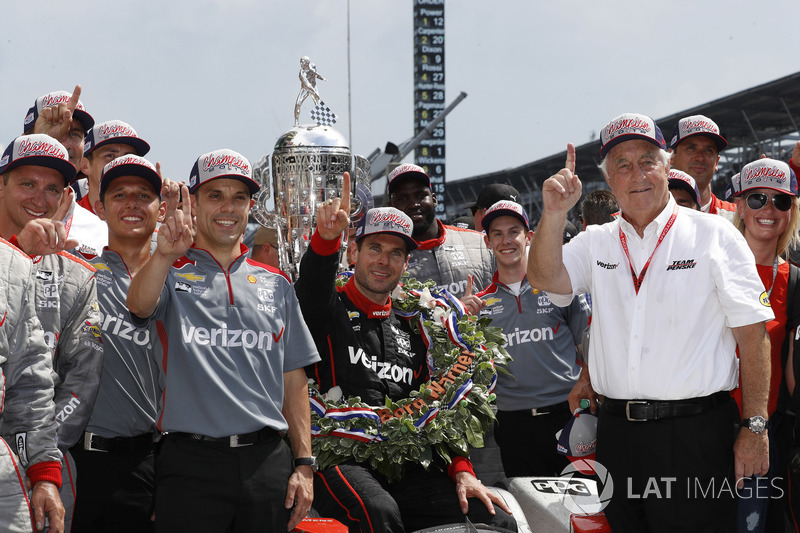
left=252, top=58, right=372, bottom=280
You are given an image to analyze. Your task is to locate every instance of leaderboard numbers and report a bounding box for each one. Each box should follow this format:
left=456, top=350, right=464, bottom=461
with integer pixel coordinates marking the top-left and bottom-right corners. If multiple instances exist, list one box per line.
left=414, top=0, right=445, bottom=217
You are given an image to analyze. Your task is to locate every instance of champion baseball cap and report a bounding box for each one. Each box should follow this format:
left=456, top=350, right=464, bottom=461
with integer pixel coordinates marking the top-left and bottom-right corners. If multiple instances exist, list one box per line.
left=24, top=90, right=94, bottom=133
left=472, top=184, right=522, bottom=212
left=669, top=115, right=727, bottom=152
left=387, top=163, right=431, bottom=194
left=355, top=207, right=417, bottom=251
left=100, top=155, right=162, bottom=197
left=729, top=158, right=798, bottom=197
left=0, top=134, right=76, bottom=184
left=84, top=120, right=150, bottom=157
left=556, top=409, right=598, bottom=459
left=668, top=169, right=701, bottom=206
left=599, top=113, right=666, bottom=160
left=481, top=200, right=530, bottom=231
left=188, top=149, right=260, bottom=195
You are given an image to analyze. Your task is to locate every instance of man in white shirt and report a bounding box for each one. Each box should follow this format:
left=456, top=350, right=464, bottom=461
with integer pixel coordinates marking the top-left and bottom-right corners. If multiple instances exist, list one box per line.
left=527, top=113, right=773, bottom=532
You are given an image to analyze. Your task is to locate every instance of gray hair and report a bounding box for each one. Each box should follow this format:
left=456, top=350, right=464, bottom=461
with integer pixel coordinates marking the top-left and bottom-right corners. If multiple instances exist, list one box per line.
left=598, top=148, right=672, bottom=178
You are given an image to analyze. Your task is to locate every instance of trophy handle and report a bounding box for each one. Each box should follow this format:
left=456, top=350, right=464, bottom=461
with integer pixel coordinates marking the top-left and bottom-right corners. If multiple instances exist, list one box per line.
left=350, top=155, right=373, bottom=224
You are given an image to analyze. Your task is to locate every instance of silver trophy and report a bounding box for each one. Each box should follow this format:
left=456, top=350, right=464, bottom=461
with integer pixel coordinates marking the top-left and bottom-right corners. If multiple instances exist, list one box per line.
left=252, top=58, right=371, bottom=280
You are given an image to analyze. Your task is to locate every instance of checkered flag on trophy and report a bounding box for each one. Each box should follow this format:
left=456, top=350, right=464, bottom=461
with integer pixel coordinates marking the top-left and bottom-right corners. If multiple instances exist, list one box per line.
left=310, top=101, right=337, bottom=126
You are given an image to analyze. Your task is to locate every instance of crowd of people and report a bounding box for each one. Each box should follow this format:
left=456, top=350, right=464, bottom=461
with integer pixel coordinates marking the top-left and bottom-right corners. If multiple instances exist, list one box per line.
left=0, top=83, right=799, bottom=533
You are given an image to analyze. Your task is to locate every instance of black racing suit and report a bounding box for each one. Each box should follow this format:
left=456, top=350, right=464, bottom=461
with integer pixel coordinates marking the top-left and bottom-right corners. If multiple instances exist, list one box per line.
left=295, top=233, right=516, bottom=533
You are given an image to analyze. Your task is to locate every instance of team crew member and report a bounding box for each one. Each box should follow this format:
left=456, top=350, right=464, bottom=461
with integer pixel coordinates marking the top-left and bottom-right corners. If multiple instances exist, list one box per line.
left=23, top=86, right=107, bottom=255
left=386, top=164, right=494, bottom=298
left=0, top=134, right=102, bottom=533
left=0, top=237, right=66, bottom=532
left=295, top=177, right=516, bottom=532
left=470, top=183, right=522, bottom=233
left=528, top=113, right=773, bottom=532
left=71, top=155, right=167, bottom=533
left=127, top=149, right=320, bottom=532
left=250, top=225, right=281, bottom=269
left=669, top=114, right=735, bottom=218
left=462, top=200, right=590, bottom=477
left=667, top=169, right=701, bottom=210
left=728, top=159, right=800, bottom=532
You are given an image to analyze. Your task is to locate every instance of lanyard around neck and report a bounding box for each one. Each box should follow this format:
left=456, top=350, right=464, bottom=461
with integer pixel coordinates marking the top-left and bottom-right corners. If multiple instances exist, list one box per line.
left=618, top=205, right=679, bottom=295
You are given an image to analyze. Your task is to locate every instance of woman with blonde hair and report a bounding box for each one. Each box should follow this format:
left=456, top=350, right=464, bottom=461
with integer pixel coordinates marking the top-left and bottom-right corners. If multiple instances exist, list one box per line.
left=730, top=157, right=800, bottom=532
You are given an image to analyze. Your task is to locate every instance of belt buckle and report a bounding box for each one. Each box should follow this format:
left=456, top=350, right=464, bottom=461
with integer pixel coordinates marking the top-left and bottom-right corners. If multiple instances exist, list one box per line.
left=83, top=432, right=108, bottom=453
left=229, top=434, right=253, bottom=448
left=530, top=408, right=548, bottom=416
left=625, top=401, right=649, bottom=422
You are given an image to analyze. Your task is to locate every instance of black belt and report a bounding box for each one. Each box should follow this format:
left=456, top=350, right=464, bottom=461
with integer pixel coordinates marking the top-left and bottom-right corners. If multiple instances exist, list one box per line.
left=172, top=426, right=280, bottom=448
left=604, top=391, right=731, bottom=422
left=503, top=401, right=571, bottom=417
left=82, top=432, right=155, bottom=453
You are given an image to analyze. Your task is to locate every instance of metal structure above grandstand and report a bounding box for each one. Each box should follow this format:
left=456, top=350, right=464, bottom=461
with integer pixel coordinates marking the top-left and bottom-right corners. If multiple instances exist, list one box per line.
left=440, top=70, right=800, bottom=223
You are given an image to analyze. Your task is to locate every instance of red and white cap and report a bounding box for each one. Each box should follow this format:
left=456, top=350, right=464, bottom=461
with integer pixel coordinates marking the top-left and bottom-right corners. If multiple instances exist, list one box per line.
left=729, top=158, right=798, bottom=197
left=599, top=113, right=666, bottom=159
left=481, top=200, right=530, bottom=231
left=387, top=163, right=431, bottom=194
left=669, top=115, right=727, bottom=151
left=24, top=90, right=94, bottom=133
left=355, top=207, right=417, bottom=251
left=0, top=134, right=76, bottom=184
left=668, top=169, right=701, bottom=206
left=100, top=155, right=162, bottom=197
left=188, top=149, right=260, bottom=195
left=84, top=120, right=150, bottom=157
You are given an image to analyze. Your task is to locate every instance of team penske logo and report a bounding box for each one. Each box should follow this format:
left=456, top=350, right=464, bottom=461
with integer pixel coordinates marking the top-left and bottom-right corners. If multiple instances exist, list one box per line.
left=666, top=259, right=697, bottom=271
left=348, top=346, right=413, bottom=385
left=176, top=272, right=205, bottom=282
left=181, top=324, right=275, bottom=350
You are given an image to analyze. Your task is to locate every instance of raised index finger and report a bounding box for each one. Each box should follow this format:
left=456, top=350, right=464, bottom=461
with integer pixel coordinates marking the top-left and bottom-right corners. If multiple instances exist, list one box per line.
left=67, top=84, right=82, bottom=114
left=341, top=171, right=351, bottom=216
left=565, top=143, right=576, bottom=174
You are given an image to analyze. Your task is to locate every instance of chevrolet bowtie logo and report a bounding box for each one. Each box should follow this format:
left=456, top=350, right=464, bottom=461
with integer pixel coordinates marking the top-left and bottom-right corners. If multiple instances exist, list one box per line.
left=94, top=263, right=112, bottom=272
left=483, top=297, right=501, bottom=306
left=176, top=272, right=205, bottom=282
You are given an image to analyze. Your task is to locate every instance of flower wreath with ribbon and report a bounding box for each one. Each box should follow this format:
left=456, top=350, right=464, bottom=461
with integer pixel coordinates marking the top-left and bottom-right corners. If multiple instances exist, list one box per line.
left=308, top=274, right=510, bottom=482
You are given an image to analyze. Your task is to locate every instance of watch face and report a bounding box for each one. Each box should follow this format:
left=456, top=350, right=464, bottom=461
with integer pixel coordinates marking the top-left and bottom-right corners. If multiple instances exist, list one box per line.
left=747, top=416, right=767, bottom=433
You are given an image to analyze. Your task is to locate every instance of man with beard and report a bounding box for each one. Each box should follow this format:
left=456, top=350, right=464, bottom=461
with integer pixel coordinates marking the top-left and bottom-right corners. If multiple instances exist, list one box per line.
left=295, top=173, right=515, bottom=532
left=386, top=164, right=493, bottom=298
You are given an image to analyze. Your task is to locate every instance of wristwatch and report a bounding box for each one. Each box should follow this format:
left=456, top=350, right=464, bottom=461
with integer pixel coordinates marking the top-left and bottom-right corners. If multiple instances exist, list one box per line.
left=743, top=415, right=768, bottom=434
left=294, top=456, right=318, bottom=472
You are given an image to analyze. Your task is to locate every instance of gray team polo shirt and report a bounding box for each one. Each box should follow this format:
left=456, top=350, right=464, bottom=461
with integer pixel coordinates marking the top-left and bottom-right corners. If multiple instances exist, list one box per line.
left=146, top=245, right=320, bottom=438
left=80, top=249, right=163, bottom=439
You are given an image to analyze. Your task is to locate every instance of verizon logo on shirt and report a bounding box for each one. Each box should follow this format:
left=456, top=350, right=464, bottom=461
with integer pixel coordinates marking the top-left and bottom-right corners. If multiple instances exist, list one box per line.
left=348, top=346, right=413, bottom=385
left=181, top=325, right=275, bottom=350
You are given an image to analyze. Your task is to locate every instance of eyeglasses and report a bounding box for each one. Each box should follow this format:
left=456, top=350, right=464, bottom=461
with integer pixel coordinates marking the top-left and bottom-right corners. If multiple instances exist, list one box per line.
left=745, top=192, right=795, bottom=212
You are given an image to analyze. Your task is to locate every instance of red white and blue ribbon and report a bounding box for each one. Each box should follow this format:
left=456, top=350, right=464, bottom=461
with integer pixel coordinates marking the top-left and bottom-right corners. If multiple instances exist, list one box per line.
left=413, top=407, right=440, bottom=429
left=443, top=312, right=472, bottom=352
left=446, top=379, right=474, bottom=409
left=310, top=396, right=327, bottom=417
left=329, top=427, right=386, bottom=443
left=325, top=407, right=382, bottom=422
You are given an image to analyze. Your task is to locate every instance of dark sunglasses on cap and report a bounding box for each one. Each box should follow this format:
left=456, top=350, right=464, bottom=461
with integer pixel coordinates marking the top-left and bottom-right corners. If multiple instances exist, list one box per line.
left=745, top=192, right=795, bottom=212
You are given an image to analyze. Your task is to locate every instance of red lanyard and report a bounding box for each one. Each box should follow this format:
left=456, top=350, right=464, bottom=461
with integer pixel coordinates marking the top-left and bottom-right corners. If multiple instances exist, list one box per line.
left=618, top=205, right=679, bottom=294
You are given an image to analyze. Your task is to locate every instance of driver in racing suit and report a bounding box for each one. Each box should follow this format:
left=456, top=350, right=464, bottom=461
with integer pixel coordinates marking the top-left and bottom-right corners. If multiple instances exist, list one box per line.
left=294, top=174, right=516, bottom=532
left=0, top=235, right=65, bottom=532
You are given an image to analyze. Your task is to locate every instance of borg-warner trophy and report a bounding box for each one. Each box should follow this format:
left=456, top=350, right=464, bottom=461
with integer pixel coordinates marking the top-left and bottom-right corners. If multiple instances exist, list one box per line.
left=252, top=58, right=372, bottom=281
